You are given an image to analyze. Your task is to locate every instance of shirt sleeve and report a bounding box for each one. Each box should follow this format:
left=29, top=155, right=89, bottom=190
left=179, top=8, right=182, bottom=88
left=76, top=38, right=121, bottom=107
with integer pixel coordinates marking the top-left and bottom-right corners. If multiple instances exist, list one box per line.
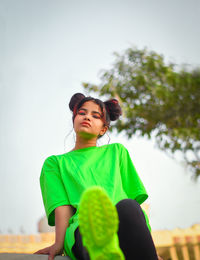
left=118, top=143, right=152, bottom=232
left=40, top=155, right=70, bottom=226
left=118, top=143, right=148, bottom=204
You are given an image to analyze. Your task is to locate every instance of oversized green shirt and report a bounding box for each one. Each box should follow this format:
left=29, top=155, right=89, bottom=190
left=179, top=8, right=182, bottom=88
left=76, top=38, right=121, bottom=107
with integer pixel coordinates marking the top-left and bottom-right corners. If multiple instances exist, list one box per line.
left=40, top=142, right=151, bottom=260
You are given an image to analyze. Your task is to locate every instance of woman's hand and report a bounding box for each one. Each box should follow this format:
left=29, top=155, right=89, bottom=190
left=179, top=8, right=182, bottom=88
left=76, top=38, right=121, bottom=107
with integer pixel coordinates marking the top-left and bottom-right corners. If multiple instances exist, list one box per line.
left=158, top=255, right=163, bottom=260
left=33, top=242, right=64, bottom=260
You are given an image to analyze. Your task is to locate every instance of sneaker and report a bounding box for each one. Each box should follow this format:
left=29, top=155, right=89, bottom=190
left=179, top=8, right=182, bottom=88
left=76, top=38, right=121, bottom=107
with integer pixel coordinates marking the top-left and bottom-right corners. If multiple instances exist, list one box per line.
left=78, top=186, right=125, bottom=260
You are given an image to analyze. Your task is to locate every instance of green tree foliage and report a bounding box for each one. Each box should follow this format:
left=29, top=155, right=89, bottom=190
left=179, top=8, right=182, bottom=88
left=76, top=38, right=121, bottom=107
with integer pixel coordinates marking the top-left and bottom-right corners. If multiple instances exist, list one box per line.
left=82, top=47, right=200, bottom=179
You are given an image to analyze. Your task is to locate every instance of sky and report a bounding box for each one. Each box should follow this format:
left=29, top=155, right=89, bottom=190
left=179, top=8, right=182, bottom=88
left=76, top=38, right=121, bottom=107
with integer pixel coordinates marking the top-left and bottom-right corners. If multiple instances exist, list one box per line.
left=0, top=0, right=200, bottom=234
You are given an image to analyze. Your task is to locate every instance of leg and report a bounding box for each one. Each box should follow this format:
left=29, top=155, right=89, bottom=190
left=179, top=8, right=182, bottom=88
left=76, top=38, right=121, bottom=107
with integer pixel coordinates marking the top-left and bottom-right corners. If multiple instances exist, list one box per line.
left=72, top=226, right=90, bottom=260
left=116, top=199, right=158, bottom=260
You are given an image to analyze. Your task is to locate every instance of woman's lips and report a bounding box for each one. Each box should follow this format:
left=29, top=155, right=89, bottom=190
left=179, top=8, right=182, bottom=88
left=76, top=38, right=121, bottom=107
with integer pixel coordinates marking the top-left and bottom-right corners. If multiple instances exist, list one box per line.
left=81, top=122, right=91, bottom=127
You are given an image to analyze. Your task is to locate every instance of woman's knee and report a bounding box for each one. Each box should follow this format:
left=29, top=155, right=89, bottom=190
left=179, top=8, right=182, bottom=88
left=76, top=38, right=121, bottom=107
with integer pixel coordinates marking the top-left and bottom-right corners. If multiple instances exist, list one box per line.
left=116, top=199, right=145, bottom=221
left=116, top=198, right=140, bottom=211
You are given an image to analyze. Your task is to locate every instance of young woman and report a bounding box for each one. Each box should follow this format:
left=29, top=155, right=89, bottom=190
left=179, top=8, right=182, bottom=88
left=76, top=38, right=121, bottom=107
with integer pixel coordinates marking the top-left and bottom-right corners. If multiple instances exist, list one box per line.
left=34, top=93, right=160, bottom=260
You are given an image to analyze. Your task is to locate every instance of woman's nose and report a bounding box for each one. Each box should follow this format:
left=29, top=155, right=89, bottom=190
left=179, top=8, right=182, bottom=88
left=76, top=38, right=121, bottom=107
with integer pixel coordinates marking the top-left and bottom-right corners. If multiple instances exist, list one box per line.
left=84, top=114, right=91, bottom=121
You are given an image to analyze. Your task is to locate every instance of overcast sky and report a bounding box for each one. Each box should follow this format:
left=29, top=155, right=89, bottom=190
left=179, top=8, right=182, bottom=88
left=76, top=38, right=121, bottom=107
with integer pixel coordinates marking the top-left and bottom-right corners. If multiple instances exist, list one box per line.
left=0, top=0, right=200, bottom=234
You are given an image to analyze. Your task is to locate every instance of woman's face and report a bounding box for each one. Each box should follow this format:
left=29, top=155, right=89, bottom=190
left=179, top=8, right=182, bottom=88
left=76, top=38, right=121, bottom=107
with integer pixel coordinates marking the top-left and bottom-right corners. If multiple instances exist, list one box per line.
left=73, top=101, right=108, bottom=140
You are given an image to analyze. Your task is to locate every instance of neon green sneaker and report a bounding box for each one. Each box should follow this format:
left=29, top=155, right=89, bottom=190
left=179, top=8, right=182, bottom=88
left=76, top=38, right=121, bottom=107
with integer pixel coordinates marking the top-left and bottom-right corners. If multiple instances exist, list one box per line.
left=78, top=186, right=125, bottom=260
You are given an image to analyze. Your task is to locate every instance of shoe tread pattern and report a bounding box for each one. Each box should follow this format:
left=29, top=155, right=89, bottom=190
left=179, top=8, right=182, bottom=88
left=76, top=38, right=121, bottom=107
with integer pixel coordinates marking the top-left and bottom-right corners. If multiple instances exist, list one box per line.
left=78, top=186, right=125, bottom=260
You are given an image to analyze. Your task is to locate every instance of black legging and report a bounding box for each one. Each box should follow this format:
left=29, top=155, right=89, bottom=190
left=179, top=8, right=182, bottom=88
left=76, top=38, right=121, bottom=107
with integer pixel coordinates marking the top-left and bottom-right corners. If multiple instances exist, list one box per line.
left=72, top=199, right=158, bottom=260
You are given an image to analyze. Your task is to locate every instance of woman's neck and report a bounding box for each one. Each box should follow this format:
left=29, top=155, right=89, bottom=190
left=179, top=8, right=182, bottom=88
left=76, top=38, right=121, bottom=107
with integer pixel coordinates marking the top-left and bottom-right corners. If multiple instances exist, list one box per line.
left=72, top=137, right=97, bottom=151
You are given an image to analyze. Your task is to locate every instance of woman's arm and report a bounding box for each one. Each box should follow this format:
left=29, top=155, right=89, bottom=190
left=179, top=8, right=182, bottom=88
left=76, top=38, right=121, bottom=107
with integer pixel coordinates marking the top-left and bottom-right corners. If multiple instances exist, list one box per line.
left=34, top=205, right=74, bottom=260
left=55, top=205, right=74, bottom=247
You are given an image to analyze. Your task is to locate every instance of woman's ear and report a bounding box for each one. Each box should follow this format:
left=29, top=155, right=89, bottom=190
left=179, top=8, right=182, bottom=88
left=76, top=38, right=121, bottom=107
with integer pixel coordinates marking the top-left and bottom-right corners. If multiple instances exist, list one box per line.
left=99, top=125, right=108, bottom=136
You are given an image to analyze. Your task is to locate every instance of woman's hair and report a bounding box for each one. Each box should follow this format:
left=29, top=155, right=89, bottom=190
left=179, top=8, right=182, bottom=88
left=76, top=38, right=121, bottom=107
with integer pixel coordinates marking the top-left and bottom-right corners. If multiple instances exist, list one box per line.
left=69, top=93, right=122, bottom=139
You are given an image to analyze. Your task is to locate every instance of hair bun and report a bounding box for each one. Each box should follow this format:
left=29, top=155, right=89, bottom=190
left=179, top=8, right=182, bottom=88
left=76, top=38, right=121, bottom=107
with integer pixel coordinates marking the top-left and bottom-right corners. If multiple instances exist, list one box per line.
left=69, top=93, right=85, bottom=112
left=104, top=98, right=122, bottom=121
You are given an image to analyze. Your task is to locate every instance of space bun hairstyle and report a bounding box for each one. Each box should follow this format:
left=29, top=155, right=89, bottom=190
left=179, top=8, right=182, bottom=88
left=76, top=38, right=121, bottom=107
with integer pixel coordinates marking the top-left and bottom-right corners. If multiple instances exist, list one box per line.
left=69, top=92, right=122, bottom=138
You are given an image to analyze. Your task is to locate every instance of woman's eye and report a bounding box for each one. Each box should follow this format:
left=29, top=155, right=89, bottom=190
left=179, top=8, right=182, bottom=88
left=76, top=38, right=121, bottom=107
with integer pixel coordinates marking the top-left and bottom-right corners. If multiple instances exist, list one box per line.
left=78, top=111, right=101, bottom=118
left=78, top=111, right=85, bottom=115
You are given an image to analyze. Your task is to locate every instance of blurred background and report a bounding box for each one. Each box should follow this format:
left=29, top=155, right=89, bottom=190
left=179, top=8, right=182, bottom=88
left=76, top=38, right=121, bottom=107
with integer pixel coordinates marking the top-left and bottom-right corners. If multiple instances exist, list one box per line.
left=0, top=0, right=200, bottom=259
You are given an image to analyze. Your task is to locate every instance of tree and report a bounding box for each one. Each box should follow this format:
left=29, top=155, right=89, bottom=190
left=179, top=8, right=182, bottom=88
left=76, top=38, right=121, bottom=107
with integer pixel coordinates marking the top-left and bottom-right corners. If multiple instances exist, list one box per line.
left=82, top=47, right=200, bottom=179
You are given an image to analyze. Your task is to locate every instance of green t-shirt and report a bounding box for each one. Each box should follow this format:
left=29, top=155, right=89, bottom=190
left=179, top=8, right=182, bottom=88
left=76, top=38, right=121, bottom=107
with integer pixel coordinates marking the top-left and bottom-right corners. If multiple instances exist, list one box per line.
left=40, top=142, right=151, bottom=260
